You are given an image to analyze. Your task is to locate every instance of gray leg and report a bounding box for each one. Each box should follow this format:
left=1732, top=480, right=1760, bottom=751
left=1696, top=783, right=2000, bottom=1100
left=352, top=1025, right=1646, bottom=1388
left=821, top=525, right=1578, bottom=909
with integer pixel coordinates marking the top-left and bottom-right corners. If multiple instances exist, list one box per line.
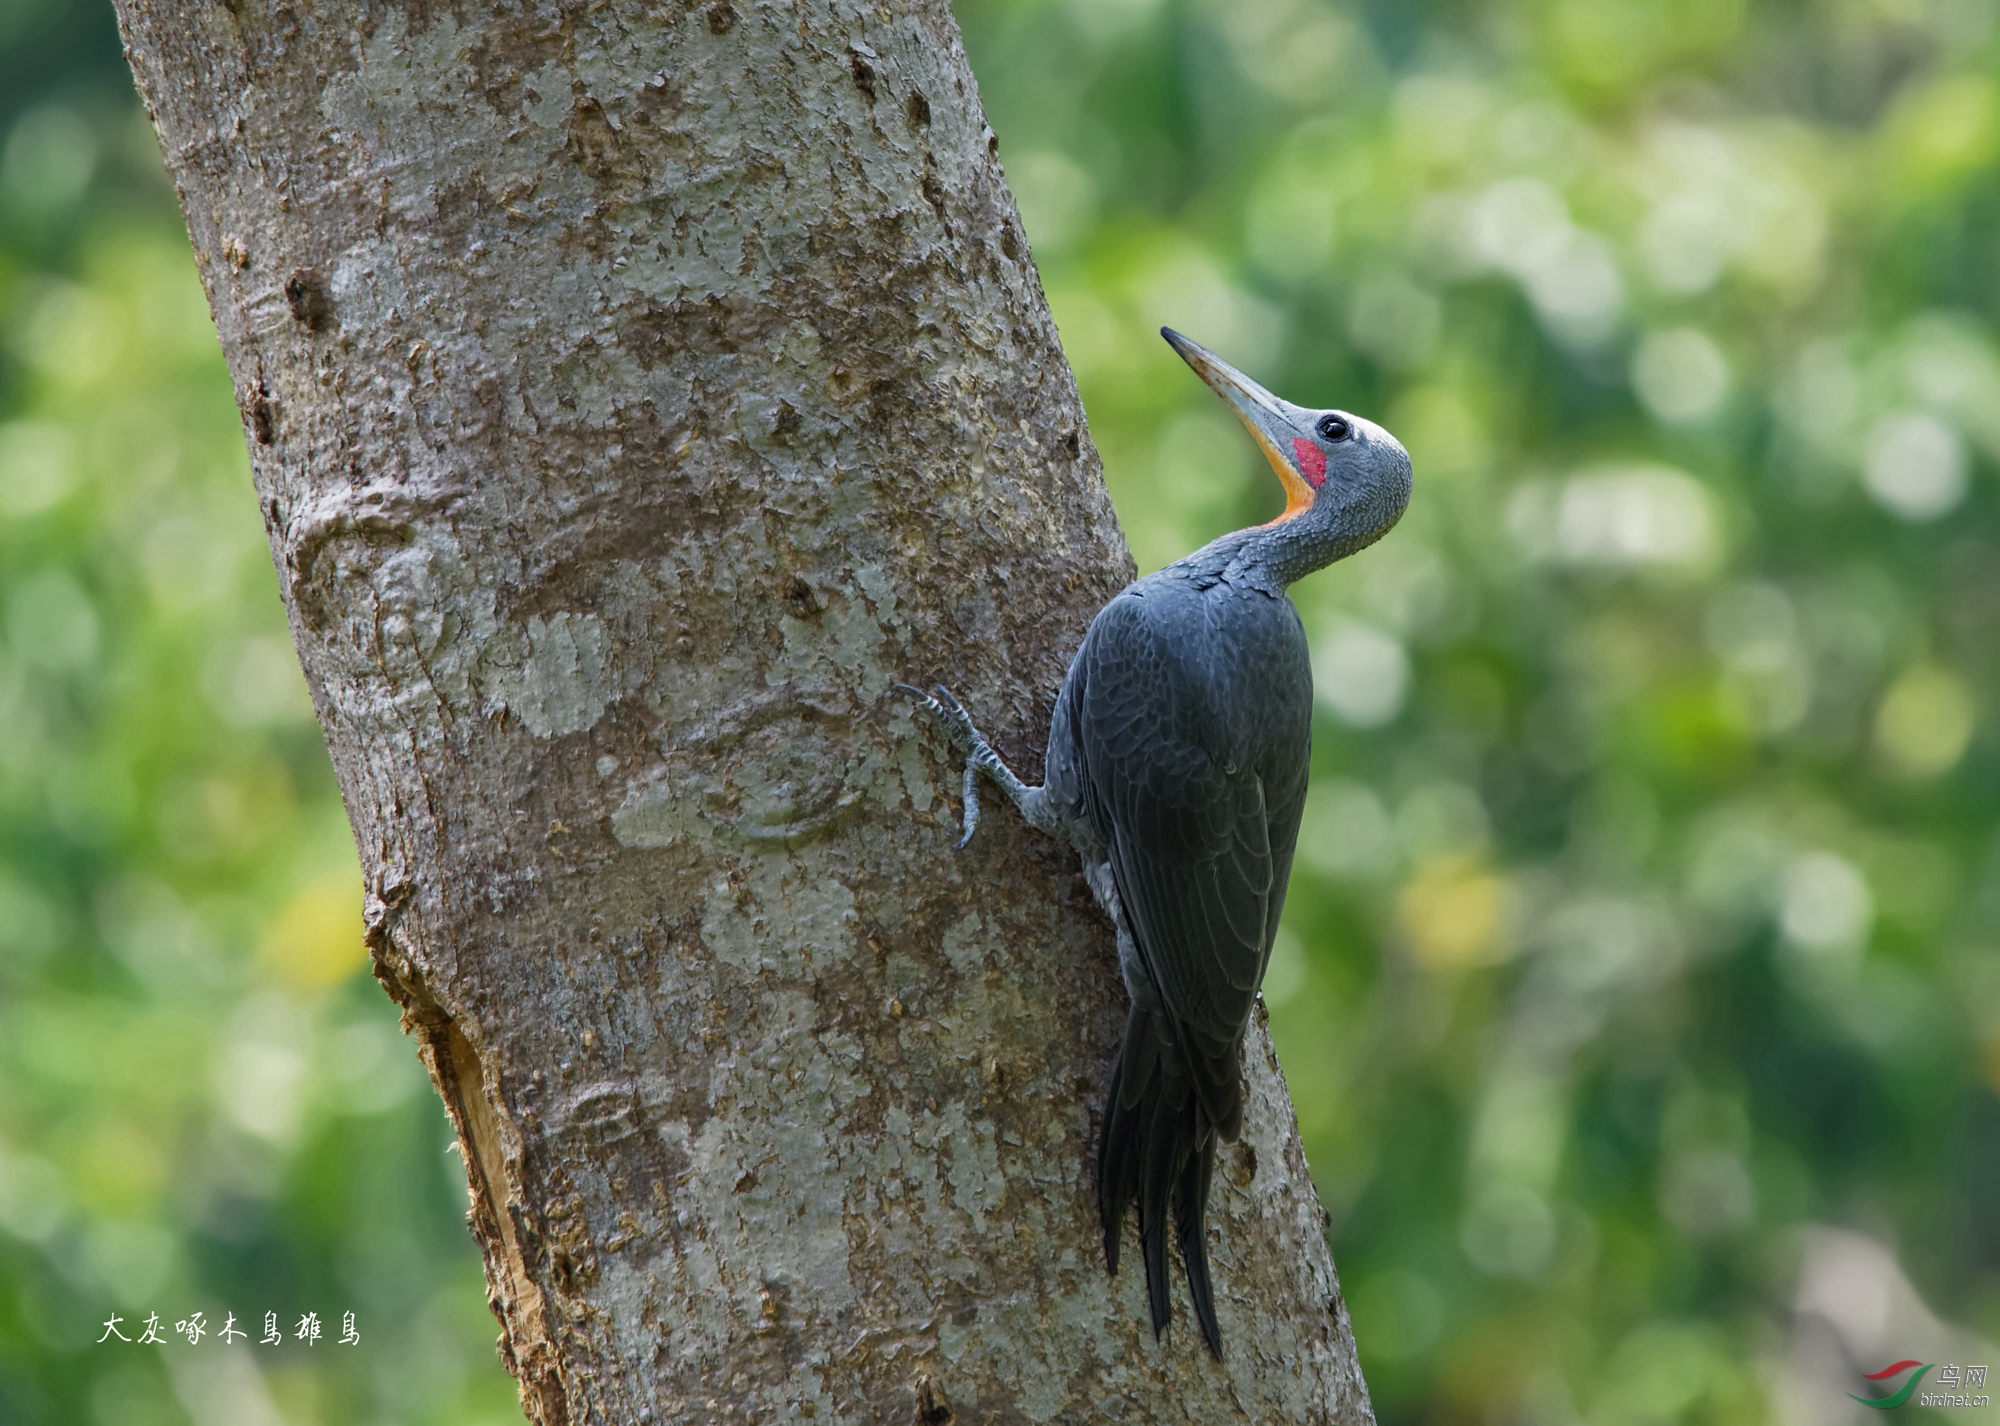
left=894, top=684, right=1058, bottom=846
left=1083, top=859, right=1149, bottom=998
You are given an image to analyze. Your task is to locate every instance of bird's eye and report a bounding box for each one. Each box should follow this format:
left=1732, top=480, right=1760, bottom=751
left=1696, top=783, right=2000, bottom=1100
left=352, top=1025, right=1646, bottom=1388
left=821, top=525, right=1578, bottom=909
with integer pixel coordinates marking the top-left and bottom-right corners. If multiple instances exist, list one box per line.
left=1316, top=414, right=1351, bottom=442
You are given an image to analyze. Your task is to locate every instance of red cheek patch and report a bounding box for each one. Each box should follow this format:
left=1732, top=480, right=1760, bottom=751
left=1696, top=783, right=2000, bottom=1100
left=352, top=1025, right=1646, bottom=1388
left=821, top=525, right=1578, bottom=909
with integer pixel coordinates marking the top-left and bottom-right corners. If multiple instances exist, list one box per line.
left=1292, top=437, right=1327, bottom=488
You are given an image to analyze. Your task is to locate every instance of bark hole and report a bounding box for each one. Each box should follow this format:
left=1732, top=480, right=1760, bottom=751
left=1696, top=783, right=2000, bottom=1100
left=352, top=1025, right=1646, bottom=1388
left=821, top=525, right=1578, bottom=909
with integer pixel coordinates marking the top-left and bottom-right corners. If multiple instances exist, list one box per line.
left=244, top=379, right=274, bottom=444
left=782, top=573, right=824, bottom=618
left=850, top=54, right=877, bottom=102
left=283, top=266, right=333, bottom=330
left=914, top=1375, right=954, bottom=1424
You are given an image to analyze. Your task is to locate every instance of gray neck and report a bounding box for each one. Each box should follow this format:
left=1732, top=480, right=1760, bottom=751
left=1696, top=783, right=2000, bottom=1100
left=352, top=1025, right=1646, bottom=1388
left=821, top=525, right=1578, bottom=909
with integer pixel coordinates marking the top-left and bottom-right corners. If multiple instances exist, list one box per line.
left=1180, top=508, right=1361, bottom=590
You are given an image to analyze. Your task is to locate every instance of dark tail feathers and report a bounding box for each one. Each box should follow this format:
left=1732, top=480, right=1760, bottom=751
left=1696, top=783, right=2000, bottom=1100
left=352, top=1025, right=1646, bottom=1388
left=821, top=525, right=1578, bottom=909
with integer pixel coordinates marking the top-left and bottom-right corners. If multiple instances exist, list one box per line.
left=1096, top=999, right=1223, bottom=1359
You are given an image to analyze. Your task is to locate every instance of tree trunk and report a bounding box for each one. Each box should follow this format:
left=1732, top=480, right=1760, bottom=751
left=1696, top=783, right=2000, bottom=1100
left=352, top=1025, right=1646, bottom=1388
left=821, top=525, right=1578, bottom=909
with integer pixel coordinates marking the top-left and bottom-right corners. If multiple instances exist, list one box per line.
left=114, top=2, right=1374, bottom=1421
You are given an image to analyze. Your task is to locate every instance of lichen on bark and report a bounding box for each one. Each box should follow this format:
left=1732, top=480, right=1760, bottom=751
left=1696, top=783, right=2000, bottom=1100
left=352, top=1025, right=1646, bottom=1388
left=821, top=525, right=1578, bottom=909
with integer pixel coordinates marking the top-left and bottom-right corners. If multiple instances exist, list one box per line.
left=115, top=0, right=1375, bottom=1420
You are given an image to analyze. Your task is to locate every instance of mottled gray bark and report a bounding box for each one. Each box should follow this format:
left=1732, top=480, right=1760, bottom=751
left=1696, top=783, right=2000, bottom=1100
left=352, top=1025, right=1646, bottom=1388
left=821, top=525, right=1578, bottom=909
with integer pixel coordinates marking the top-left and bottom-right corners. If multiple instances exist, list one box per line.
left=114, top=2, right=1374, bottom=1421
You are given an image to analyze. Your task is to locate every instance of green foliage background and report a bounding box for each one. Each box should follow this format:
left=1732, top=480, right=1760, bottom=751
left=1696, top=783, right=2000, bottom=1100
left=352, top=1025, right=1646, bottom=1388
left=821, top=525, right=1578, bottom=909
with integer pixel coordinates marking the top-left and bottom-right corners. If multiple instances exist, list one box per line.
left=2, top=0, right=1997, bottom=1421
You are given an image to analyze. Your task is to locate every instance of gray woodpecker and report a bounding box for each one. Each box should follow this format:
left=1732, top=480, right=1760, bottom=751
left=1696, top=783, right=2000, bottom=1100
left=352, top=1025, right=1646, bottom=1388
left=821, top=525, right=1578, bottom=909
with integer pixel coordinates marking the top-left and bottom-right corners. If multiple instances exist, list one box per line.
left=899, top=328, right=1412, bottom=1358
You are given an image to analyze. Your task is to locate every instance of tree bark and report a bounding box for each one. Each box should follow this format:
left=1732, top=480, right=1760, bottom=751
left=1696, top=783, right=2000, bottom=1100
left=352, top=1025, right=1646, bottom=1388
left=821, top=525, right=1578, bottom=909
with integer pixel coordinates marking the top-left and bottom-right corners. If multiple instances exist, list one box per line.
left=114, top=2, right=1374, bottom=1421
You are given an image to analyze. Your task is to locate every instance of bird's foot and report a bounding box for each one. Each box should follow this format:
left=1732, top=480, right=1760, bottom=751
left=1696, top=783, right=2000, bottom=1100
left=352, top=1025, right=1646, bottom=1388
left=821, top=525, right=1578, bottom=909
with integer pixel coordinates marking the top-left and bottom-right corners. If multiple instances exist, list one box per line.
left=893, top=683, right=981, bottom=754
left=892, top=683, right=993, bottom=848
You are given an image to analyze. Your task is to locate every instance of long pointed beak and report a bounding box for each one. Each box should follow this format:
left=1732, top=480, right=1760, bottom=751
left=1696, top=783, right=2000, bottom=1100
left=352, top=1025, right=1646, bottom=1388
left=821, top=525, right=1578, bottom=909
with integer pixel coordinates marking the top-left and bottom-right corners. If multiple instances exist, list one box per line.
left=1161, top=328, right=1316, bottom=521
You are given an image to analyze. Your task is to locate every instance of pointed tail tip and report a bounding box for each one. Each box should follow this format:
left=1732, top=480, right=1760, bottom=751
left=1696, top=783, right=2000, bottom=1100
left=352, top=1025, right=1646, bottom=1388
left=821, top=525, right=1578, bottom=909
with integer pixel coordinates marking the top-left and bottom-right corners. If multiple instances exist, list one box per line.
left=1183, top=1221, right=1223, bottom=1359
left=1184, top=1259, right=1222, bottom=1358
left=1194, top=1291, right=1223, bottom=1360
left=1142, top=1226, right=1173, bottom=1340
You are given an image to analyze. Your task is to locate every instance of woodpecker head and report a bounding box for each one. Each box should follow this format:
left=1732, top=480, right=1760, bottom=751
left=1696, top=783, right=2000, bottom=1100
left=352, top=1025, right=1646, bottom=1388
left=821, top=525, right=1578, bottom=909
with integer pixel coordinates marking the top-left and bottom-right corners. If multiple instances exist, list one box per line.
left=1162, top=327, right=1411, bottom=562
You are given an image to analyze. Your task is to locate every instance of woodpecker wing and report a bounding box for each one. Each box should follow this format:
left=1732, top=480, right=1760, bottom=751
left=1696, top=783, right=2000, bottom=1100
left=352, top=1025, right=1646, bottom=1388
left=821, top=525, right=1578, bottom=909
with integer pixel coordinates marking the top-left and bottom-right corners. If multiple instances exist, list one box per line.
left=1073, top=587, right=1311, bottom=1131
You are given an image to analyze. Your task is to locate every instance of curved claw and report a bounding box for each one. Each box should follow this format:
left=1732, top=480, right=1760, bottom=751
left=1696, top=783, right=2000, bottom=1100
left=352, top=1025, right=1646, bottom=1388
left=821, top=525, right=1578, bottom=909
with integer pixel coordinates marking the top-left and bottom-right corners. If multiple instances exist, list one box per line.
left=890, top=682, right=948, bottom=730
left=892, top=679, right=983, bottom=847
left=935, top=689, right=985, bottom=753
left=895, top=682, right=980, bottom=751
